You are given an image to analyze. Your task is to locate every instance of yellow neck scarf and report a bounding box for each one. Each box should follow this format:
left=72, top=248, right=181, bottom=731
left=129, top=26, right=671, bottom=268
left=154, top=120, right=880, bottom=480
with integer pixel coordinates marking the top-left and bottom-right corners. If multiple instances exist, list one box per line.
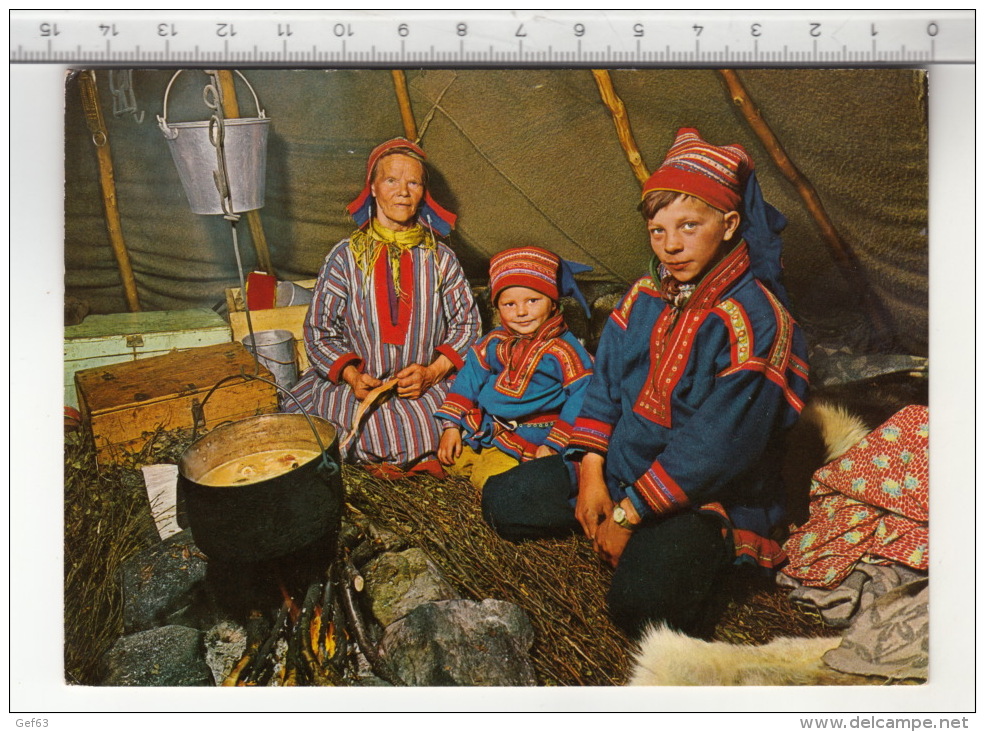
left=349, top=219, right=435, bottom=293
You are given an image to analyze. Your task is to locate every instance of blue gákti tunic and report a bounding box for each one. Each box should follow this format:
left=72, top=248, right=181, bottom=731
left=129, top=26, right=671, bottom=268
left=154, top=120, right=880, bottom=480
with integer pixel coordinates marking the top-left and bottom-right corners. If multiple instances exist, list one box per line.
left=436, top=313, right=594, bottom=461
left=567, top=242, right=809, bottom=567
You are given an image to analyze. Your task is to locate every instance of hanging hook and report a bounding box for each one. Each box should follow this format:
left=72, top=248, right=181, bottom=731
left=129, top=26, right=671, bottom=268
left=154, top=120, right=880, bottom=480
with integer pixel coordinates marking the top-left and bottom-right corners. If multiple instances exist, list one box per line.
left=108, top=69, right=144, bottom=124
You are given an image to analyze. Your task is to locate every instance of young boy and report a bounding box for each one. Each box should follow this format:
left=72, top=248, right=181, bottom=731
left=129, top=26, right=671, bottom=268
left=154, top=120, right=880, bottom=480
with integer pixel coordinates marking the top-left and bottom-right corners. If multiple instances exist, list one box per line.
left=435, top=246, right=595, bottom=489
left=482, top=129, right=809, bottom=638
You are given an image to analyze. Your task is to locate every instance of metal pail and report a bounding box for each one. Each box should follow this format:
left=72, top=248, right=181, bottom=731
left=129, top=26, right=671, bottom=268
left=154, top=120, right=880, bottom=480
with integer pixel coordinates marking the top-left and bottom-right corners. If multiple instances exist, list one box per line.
left=157, top=70, right=269, bottom=215
left=242, top=329, right=298, bottom=391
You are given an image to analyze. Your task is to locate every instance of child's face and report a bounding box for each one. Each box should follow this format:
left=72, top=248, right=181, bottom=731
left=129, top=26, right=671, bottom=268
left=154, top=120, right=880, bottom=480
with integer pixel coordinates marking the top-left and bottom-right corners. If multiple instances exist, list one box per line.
left=497, top=286, right=556, bottom=336
left=647, top=196, right=740, bottom=283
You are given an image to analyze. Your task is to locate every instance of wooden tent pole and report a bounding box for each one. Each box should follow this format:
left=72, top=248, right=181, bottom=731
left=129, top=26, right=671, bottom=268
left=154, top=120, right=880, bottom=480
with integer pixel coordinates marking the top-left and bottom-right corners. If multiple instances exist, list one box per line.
left=718, top=69, right=894, bottom=344
left=215, top=70, right=276, bottom=277
left=78, top=71, right=141, bottom=312
left=591, top=70, right=650, bottom=185
left=391, top=70, right=419, bottom=142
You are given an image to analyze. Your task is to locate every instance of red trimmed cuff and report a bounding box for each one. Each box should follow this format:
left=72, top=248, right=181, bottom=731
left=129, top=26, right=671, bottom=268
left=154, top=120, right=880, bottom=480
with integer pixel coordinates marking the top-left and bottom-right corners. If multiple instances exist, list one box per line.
left=634, top=460, right=689, bottom=517
left=568, top=417, right=613, bottom=454
left=436, top=344, right=466, bottom=372
left=544, top=420, right=573, bottom=452
left=434, top=392, right=473, bottom=423
left=328, top=353, right=363, bottom=384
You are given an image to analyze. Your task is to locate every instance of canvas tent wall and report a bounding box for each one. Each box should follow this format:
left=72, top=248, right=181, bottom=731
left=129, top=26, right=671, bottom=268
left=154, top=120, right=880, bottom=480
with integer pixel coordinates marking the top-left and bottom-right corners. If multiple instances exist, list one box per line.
left=63, top=68, right=929, bottom=356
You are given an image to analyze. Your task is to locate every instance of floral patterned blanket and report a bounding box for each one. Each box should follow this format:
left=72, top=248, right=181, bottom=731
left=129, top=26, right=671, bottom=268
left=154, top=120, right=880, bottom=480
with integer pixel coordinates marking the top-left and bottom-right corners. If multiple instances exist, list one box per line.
left=782, top=404, right=929, bottom=589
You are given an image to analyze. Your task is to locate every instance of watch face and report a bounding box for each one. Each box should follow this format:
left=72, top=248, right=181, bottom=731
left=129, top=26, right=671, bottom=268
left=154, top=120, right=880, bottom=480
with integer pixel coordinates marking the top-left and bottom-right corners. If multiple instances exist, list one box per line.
left=613, top=506, right=627, bottom=523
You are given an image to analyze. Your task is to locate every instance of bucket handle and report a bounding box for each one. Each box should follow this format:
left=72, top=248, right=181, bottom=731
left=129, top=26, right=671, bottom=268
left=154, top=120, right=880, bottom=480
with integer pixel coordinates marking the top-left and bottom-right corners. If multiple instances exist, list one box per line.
left=192, top=372, right=329, bottom=459
left=157, top=69, right=266, bottom=139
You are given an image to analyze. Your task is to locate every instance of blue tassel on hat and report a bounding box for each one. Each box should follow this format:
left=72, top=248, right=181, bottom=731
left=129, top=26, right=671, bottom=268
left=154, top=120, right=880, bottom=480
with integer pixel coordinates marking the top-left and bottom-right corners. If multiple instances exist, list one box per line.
left=738, top=171, right=790, bottom=307
left=559, top=259, right=593, bottom=318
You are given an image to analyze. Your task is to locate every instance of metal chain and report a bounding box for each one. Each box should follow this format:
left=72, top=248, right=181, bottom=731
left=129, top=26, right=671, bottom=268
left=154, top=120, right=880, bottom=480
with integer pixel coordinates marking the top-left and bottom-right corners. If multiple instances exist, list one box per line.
left=107, top=69, right=144, bottom=124
left=202, top=70, right=264, bottom=382
left=203, top=70, right=237, bottom=222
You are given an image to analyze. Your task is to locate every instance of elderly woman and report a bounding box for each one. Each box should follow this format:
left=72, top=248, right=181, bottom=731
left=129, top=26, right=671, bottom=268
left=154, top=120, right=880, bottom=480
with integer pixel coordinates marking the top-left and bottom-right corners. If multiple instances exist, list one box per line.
left=286, top=138, right=481, bottom=474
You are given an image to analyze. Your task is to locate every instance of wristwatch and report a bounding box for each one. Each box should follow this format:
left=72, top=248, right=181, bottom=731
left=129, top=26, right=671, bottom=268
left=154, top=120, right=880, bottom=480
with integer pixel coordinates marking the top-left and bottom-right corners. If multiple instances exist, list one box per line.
left=612, top=504, right=639, bottom=531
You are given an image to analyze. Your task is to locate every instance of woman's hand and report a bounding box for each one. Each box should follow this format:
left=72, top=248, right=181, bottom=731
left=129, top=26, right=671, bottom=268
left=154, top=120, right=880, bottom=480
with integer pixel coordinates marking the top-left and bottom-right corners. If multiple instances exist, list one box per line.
left=574, top=452, right=613, bottom=540
left=341, top=365, right=382, bottom=401
left=438, top=428, right=463, bottom=466
left=534, top=444, right=557, bottom=459
left=395, top=353, right=455, bottom=399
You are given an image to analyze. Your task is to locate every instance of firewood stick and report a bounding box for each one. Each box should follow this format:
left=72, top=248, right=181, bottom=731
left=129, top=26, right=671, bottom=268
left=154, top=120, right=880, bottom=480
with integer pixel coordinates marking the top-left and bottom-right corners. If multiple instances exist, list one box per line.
left=244, top=600, right=290, bottom=686
left=391, top=70, right=419, bottom=142
left=215, top=70, right=276, bottom=278
left=77, top=71, right=141, bottom=312
left=295, top=579, right=332, bottom=685
left=337, top=557, right=404, bottom=686
left=591, top=70, right=650, bottom=185
left=327, top=592, right=351, bottom=678
left=718, top=69, right=895, bottom=346
left=318, top=567, right=335, bottom=662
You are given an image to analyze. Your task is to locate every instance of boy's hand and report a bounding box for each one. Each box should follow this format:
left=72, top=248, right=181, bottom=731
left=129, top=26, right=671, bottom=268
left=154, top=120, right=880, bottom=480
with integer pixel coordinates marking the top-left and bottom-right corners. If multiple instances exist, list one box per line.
left=437, top=428, right=462, bottom=466
left=574, top=452, right=613, bottom=540
left=593, top=516, right=632, bottom=568
left=341, top=365, right=382, bottom=401
left=534, top=444, right=556, bottom=459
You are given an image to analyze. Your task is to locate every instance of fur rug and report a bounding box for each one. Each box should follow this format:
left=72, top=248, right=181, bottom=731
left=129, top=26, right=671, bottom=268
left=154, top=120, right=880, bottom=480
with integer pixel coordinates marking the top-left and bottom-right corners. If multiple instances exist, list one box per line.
left=627, top=625, right=861, bottom=686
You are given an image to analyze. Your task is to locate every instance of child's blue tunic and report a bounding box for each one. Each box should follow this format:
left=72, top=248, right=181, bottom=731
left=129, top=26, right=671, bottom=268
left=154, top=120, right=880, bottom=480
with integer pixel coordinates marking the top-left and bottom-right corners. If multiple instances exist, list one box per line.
left=437, top=318, right=594, bottom=461
left=568, top=242, right=809, bottom=567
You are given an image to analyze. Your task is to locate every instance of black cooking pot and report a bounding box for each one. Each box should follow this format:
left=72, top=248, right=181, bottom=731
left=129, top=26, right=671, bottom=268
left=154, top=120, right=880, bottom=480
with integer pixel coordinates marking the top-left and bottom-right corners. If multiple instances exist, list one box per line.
left=177, top=413, right=343, bottom=563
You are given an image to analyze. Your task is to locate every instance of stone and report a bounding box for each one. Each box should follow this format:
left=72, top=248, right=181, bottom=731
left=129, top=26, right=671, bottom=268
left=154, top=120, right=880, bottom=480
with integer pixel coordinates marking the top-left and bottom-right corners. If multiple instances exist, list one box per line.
left=203, top=620, right=248, bottom=685
left=361, top=548, right=458, bottom=627
left=378, top=599, right=537, bottom=686
left=119, top=529, right=210, bottom=633
left=100, top=625, right=213, bottom=686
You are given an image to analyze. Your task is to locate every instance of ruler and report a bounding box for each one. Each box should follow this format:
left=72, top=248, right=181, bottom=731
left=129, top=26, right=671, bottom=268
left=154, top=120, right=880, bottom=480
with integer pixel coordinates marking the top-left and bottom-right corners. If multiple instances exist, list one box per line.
left=10, top=9, right=975, bottom=66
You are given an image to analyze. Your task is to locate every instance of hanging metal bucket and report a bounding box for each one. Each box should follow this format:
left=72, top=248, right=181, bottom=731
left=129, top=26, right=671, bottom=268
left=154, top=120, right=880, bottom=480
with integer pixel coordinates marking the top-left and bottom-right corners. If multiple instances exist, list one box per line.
left=157, top=70, right=270, bottom=215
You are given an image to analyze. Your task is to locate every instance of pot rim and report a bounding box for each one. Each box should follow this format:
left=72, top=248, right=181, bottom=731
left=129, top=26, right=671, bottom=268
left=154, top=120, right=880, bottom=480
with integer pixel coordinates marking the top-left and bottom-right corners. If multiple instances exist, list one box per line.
left=177, top=413, right=338, bottom=484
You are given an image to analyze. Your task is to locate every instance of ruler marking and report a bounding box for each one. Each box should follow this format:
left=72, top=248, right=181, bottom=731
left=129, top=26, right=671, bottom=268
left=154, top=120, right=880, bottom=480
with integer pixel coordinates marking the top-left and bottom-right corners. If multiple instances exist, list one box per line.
left=6, top=12, right=974, bottom=65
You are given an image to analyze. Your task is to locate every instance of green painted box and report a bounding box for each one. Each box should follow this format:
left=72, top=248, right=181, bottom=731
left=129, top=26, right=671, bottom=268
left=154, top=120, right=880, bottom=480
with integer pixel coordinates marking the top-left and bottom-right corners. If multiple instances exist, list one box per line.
left=64, top=308, right=232, bottom=409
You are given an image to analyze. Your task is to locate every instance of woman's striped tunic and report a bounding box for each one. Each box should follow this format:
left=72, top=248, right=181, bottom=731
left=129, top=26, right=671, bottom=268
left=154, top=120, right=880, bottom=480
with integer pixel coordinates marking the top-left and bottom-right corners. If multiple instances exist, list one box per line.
left=286, top=237, right=480, bottom=466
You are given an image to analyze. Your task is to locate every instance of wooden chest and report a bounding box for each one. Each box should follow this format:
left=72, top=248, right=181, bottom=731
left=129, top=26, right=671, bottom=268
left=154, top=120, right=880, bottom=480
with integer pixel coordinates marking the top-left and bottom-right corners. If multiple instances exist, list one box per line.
left=75, top=342, right=280, bottom=465
left=64, top=308, right=232, bottom=409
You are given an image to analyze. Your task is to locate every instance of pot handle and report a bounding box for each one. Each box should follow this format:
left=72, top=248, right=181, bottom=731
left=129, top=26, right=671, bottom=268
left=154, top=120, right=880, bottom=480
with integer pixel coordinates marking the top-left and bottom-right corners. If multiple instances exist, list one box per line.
left=317, top=453, right=339, bottom=481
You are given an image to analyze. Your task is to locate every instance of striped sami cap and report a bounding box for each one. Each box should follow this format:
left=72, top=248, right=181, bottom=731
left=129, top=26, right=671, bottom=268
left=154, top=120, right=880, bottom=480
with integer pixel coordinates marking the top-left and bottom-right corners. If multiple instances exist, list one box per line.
left=490, top=246, right=562, bottom=304
left=641, top=128, right=753, bottom=212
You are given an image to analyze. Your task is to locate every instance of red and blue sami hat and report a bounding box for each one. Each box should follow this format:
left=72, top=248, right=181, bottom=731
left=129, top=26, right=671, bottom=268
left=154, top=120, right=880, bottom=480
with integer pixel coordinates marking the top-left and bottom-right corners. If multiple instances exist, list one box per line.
left=644, top=129, right=792, bottom=305
left=490, top=246, right=592, bottom=317
left=345, top=137, right=458, bottom=236
left=641, top=128, right=753, bottom=213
